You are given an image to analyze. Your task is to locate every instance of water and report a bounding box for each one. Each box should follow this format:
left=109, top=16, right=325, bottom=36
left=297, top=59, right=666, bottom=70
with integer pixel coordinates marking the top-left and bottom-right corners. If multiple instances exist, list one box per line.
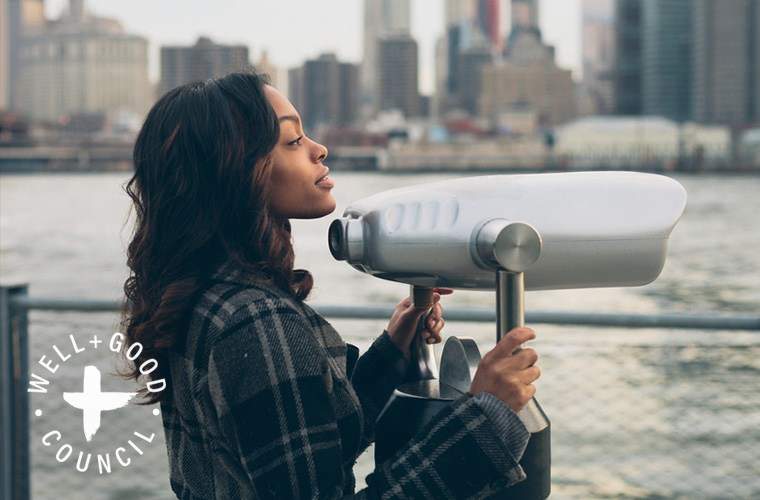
left=1, top=172, right=759, bottom=499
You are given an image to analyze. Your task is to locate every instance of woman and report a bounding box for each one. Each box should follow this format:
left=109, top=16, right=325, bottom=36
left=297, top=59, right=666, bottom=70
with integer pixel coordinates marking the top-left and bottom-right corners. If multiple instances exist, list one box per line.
left=121, top=71, right=541, bottom=499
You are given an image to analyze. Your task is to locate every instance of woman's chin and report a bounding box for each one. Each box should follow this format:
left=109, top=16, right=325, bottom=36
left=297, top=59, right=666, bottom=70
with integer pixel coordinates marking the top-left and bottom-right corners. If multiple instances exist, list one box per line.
left=295, top=198, right=337, bottom=219
left=319, top=198, right=337, bottom=217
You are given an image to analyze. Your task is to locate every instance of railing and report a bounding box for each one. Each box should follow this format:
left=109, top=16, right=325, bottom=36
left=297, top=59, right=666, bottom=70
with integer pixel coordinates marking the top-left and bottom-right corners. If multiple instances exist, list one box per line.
left=2, top=283, right=759, bottom=499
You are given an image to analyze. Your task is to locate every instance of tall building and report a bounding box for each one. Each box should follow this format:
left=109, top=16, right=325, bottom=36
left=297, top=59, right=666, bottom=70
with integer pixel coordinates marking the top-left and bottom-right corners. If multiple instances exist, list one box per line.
left=338, top=62, right=360, bottom=126
left=378, top=34, right=420, bottom=118
left=288, top=54, right=358, bottom=131
left=1, top=0, right=9, bottom=109
left=480, top=55, right=577, bottom=126
left=613, top=0, right=642, bottom=115
left=445, top=0, right=475, bottom=27
left=641, top=0, right=692, bottom=122
left=457, top=45, right=493, bottom=115
left=254, top=49, right=279, bottom=89
left=477, top=0, right=501, bottom=51
left=160, top=37, right=250, bottom=95
left=446, top=22, right=490, bottom=101
left=581, top=0, right=615, bottom=114
left=511, top=0, right=539, bottom=31
left=754, top=1, right=760, bottom=123
left=6, top=0, right=45, bottom=111
left=15, top=0, right=151, bottom=122
left=287, top=65, right=304, bottom=115
left=692, top=0, right=759, bottom=127
left=361, top=0, right=412, bottom=115
left=481, top=0, right=576, bottom=126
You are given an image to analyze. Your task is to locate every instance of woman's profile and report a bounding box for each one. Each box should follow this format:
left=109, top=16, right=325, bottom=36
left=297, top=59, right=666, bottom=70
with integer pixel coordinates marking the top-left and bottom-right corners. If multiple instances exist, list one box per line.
left=120, top=71, right=541, bottom=499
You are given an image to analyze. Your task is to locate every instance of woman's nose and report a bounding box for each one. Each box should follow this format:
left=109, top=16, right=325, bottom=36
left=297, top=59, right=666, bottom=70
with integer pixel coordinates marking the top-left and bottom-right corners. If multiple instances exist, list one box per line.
left=315, top=143, right=328, bottom=163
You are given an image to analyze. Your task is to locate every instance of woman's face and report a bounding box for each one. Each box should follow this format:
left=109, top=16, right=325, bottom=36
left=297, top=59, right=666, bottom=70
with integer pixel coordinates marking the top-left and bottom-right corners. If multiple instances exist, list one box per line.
left=264, top=84, right=336, bottom=219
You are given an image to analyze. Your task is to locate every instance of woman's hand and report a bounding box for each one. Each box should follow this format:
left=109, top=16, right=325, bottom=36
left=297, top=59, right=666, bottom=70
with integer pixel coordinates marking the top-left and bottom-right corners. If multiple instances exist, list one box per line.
left=469, top=327, right=540, bottom=413
left=386, top=288, right=454, bottom=359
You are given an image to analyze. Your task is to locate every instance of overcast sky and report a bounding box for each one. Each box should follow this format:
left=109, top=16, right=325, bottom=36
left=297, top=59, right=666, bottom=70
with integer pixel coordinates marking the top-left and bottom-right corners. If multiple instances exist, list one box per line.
left=45, top=0, right=581, bottom=94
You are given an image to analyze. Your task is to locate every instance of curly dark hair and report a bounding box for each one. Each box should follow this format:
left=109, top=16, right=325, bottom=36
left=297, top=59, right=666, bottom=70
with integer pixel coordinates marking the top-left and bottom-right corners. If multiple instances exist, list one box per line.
left=120, top=71, right=313, bottom=404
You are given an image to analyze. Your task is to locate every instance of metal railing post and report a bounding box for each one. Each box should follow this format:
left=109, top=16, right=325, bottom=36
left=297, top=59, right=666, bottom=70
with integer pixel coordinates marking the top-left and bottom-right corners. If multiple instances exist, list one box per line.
left=0, top=284, right=30, bottom=500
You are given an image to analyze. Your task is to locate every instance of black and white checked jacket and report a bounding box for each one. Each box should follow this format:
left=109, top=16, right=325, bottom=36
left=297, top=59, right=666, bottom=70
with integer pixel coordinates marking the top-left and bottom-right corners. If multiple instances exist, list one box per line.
left=160, top=260, right=530, bottom=499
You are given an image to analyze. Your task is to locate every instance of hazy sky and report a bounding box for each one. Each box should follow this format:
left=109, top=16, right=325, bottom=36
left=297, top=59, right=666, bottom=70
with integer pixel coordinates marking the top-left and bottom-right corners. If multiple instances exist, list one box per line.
left=45, top=0, right=581, bottom=94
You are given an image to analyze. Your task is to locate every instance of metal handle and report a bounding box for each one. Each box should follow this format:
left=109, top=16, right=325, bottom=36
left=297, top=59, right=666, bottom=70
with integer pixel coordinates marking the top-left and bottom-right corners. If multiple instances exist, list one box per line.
left=408, top=285, right=438, bottom=380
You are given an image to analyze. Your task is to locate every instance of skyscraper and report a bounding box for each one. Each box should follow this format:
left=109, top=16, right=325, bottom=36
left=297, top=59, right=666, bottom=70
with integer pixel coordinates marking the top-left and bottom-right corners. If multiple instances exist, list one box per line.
left=288, top=54, right=359, bottom=131
left=254, top=50, right=280, bottom=89
left=378, top=34, right=420, bottom=118
left=361, top=0, right=412, bottom=115
left=581, top=0, right=615, bottom=114
left=15, top=0, right=151, bottom=121
left=1, top=0, right=9, bottom=109
left=457, top=45, right=493, bottom=115
left=511, top=0, right=539, bottom=31
left=692, top=0, right=759, bottom=127
left=160, top=37, right=250, bottom=95
left=753, top=1, right=760, bottom=123
left=6, top=0, right=45, bottom=111
left=641, top=0, right=692, bottom=122
left=613, top=0, right=642, bottom=115
left=477, top=0, right=501, bottom=51
left=445, top=0, right=475, bottom=27
left=481, top=0, right=576, bottom=126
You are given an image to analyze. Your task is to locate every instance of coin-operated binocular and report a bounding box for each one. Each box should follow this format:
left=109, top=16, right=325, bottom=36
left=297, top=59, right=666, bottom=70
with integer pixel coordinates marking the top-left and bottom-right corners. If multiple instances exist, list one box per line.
left=328, top=171, right=687, bottom=499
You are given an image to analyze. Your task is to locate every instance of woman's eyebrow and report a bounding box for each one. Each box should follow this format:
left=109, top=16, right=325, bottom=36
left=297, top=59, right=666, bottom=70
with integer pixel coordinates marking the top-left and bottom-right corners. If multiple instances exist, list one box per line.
left=278, top=114, right=301, bottom=125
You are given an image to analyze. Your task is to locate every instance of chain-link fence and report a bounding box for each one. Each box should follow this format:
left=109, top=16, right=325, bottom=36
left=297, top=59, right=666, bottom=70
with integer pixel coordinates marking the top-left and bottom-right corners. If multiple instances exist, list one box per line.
left=4, top=294, right=759, bottom=499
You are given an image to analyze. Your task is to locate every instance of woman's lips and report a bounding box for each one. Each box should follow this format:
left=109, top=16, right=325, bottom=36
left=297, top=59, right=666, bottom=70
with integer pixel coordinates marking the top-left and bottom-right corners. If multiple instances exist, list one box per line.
left=316, top=175, right=334, bottom=188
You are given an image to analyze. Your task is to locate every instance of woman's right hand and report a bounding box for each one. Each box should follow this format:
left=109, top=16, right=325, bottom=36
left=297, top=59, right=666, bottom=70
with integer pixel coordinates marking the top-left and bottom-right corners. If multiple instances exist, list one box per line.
left=468, top=327, right=540, bottom=413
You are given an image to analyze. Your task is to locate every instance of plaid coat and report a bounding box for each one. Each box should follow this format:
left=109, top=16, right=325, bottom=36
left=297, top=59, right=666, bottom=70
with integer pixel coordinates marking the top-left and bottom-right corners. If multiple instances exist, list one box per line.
left=160, top=260, right=530, bottom=499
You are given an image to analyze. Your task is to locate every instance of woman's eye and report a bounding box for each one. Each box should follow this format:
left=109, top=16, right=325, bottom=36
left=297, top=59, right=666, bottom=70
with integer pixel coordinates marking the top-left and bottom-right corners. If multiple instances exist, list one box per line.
left=288, top=136, right=303, bottom=147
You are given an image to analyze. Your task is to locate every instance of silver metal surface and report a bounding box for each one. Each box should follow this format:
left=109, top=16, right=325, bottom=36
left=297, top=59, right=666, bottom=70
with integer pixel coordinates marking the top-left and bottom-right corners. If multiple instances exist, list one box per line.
left=396, top=379, right=464, bottom=400
left=439, top=337, right=481, bottom=394
left=333, top=172, right=687, bottom=290
left=497, top=270, right=525, bottom=341
left=496, top=269, right=550, bottom=433
left=475, top=219, right=542, bottom=272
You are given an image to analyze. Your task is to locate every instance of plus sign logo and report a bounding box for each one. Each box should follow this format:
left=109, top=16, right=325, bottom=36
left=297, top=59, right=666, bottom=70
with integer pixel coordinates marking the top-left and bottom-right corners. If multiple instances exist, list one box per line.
left=27, top=332, right=166, bottom=475
left=63, top=365, right=137, bottom=442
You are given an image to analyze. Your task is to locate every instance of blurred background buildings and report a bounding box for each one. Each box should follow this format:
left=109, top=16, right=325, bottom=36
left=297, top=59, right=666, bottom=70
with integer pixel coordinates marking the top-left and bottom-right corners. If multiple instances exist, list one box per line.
left=1, top=0, right=759, bottom=170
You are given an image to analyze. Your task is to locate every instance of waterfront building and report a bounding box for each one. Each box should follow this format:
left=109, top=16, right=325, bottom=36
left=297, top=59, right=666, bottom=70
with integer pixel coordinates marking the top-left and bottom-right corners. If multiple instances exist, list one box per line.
left=160, top=36, right=250, bottom=95
left=613, top=0, right=643, bottom=115
left=640, top=0, right=692, bottom=122
left=691, top=0, right=760, bottom=127
left=15, top=0, right=151, bottom=122
left=288, top=54, right=359, bottom=131
left=581, top=0, right=615, bottom=114
left=377, top=34, right=420, bottom=118
left=480, top=0, right=576, bottom=126
left=361, top=0, right=412, bottom=116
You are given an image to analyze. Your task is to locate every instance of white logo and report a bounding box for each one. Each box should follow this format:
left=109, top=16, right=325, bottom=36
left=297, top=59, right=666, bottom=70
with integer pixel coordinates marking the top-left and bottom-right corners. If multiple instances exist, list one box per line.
left=28, top=332, right=166, bottom=474
left=63, top=365, right=137, bottom=442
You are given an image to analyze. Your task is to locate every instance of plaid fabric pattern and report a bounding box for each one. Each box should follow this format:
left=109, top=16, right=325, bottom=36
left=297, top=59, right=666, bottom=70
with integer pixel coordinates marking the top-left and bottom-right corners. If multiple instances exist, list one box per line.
left=160, top=260, right=530, bottom=499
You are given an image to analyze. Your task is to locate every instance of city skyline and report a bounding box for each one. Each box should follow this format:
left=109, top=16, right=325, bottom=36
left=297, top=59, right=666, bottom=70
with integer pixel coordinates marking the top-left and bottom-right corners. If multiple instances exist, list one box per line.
left=42, top=0, right=582, bottom=95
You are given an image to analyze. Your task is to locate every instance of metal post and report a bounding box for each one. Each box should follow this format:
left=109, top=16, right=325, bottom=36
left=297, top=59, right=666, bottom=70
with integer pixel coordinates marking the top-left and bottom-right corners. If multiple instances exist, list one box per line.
left=496, top=270, right=551, bottom=499
left=496, top=271, right=524, bottom=339
left=0, top=284, right=30, bottom=500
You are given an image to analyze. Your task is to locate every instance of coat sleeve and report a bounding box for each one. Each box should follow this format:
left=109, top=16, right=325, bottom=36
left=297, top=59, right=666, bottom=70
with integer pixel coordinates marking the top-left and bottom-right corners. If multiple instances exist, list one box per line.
left=348, top=329, right=410, bottom=449
left=207, top=296, right=530, bottom=500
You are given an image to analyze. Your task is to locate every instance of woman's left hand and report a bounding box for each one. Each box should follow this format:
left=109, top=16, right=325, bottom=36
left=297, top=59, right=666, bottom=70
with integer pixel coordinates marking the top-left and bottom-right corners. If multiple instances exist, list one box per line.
left=386, top=288, right=454, bottom=359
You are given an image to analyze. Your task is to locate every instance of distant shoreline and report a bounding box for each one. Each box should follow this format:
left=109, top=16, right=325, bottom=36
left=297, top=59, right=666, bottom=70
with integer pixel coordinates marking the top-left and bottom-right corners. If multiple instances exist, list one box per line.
left=2, top=167, right=759, bottom=176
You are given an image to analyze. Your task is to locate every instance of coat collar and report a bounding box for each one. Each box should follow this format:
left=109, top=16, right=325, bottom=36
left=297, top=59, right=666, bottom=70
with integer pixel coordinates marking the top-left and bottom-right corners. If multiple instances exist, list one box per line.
left=209, top=259, right=289, bottom=296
